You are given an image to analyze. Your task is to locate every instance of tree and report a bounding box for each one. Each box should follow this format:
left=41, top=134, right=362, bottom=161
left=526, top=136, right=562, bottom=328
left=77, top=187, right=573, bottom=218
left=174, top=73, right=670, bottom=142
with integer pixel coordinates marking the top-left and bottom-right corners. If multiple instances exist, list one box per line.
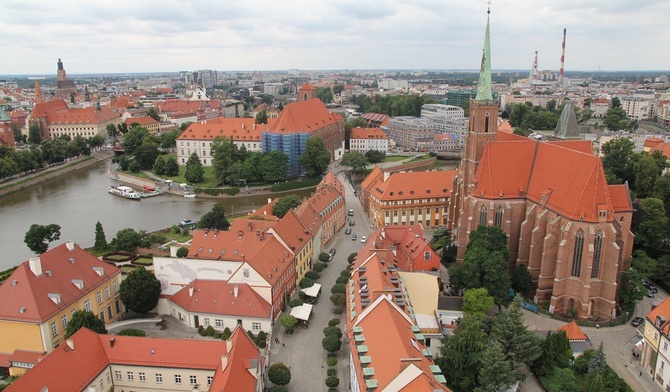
left=65, top=310, right=107, bottom=338
left=510, top=263, right=533, bottom=296
left=268, top=362, right=291, bottom=386
left=255, top=109, right=268, bottom=124
left=259, top=150, right=288, bottom=182
left=211, top=137, right=238, bottom=180
left=316, top=87, right=334, bottom=103
left=475, top=341, right=515, bottom=392
left=330, top=293, right=346, bottom=308
left=176, top=247, right=189, bottom=258
left=365, top=149, right=386, bottom=163
left=323, top=326, right=343, bottom=339
left=299, top=278, right=314, bottom=289
left=449, top=225, right=511, bottom=307
left=24, top=223, right=61, bottom=254
left=279, top=314, right=298, bottom=333
left=588, top=341, right=607, bottom=374
left=146, top=107, right=161, bottom=121
left=160, top=130, right=178, bottom=151
left=490, top=295, right=542, bottom=374
left=110, top=228, right=142, bottom=252
left=634, top=152, right=660, bottom=198
left=589, top=373, right=606, bottom=392
left=121, top=126, right=149, bottom=156
left=28, top=125, right=41, bottom=144
left=270, top=386, right=288, bottom=392
left=134, top=144, right=160, bottom=170
left=341, top=152, right=368, bottom=174
left=635, top=197, right=668, bottom=258
left=299, top=137, right=331, bottom=177
left=322, top=335, right=342, bottom=353
left=540, top=367, right=580, bottom=392
left=437, top=316, right=488, bottom=391
left=601, top=137, right=636, bottom=185
left=184, top=153, right=204, bottom=183
left=325, top=376, right=340, bottom=388
left=119, top=267, right=161, bottom=314
left=106, top=123, right=118, bottom=139
left=602, top=107, right=629, bottom=131
left=93, top=221, right=108, bottom=252
left=273, top=194, right=301, bottom=218
left=612, top=97, right=621, bottom=108
left=462, top=288, right=494, bottom=319
left=532, top=330, right=572, bottom=376
left=197, top=203, right=231, bottom=230
left=618, top=268, right=645, bottom=313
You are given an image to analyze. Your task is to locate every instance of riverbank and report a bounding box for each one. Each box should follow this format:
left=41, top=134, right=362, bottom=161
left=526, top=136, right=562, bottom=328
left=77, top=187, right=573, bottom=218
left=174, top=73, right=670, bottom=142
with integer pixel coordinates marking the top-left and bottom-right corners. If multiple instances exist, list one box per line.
left=0, top=150, right=115, bottom=198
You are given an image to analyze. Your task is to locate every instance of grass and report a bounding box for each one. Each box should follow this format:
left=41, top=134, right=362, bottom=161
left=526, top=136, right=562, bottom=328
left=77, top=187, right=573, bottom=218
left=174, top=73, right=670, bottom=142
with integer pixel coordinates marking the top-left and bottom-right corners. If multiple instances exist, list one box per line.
left=163, top=166, right=221, bottom=188
left=121, top=266, right=140, bottom=273
left=163, top=231, right=192, bottom=243
left=105, top=254, right=132, bottom=261
left=406, top=154, right=433, bottom=163
left=383, top=155, right=410, bottom=162
left=133, top=257, right=154, bottom=266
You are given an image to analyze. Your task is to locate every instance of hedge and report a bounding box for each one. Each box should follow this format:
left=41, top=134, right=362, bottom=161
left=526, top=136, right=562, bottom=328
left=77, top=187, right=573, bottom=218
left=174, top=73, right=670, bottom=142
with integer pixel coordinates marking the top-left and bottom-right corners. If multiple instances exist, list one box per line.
left=195, top=187, right=240, bottom=196
left=116, top=329, right=146, bottom=337
left=270, top=176, right=322, bottom=192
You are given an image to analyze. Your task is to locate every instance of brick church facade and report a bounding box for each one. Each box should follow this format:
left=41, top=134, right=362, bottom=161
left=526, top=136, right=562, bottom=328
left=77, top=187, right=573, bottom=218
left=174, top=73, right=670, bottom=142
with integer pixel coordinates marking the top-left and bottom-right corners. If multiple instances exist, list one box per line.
left=447, top=13, right=634, bottom=321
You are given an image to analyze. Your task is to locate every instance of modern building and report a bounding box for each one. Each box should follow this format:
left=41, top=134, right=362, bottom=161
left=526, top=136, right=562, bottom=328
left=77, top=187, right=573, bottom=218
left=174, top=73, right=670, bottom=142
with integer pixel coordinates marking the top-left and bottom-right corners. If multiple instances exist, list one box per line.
left=0, top=243, right=123, bottom=376
left=349, top=127, right=389, bottom=153
left=445, top=90, right=498, bottom=107
left=446, top=11, right=634, bottom=321
left=386, top=117, right=436, bottom=150
left=5, top=326, right=264, bottom=392
left=621, top=96, right=652, bottom=121
left=421, top=104, right=464, bottom=119
left=365, top=170, right=456, bottom=229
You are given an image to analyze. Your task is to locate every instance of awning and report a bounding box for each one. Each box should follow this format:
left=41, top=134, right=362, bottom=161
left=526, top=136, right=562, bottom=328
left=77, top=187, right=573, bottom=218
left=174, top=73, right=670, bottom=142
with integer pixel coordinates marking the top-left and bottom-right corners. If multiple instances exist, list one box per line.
left=301, top=283, right=322, bottom=298
left=290, top=304, right=314, bottom=322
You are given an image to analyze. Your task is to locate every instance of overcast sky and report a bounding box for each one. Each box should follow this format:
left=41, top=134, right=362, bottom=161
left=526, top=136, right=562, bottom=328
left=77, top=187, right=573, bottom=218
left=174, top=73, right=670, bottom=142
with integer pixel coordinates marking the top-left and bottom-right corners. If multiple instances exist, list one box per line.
left=1, top=0, right=668, bottom=75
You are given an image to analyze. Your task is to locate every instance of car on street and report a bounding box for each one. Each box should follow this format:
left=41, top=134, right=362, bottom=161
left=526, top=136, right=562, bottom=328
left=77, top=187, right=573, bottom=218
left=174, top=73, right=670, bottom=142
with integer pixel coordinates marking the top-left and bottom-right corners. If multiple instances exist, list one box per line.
left=329, top=248, right=336, bottom=256
left=647, top=288, right=655, bottom=298
left=645, top=282, right=658, bottom=293
left=352, top=233, right=357, bottom=241
left=631, top=317, right=645, bottom=328
left=349, top=219, right=355, bottom=226
left=361, top=236, right=367, bottom=243
left=348, top=209, right=354, bottom=216
left=345, top=228, right=351, bottom=235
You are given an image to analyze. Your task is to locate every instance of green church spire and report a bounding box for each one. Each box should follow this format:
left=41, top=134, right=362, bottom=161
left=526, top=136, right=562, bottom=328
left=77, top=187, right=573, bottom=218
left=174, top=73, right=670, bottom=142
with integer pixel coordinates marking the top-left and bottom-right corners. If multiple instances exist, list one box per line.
left=475, top=9, right=493, bottom=101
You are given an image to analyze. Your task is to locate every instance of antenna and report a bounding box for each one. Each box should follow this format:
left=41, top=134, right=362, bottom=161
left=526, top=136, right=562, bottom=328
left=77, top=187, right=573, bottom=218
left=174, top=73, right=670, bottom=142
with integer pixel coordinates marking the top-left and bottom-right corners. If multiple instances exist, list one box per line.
left=559, top=28, right=567, bottom=85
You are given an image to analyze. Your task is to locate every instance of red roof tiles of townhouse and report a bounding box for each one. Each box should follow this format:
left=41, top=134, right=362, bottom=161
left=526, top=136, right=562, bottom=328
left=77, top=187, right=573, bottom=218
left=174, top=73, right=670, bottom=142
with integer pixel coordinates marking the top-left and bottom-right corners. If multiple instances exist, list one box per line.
left=47, top=107, right=120, bottom=125
left=270, top=210, right=312, bottom=253
left=558, top=321, right=588, bottom=341
left=124, top=116, right=158, bottom=126
left=644, top=137, right=664, bottom=148
left=592, top=98, right=609, bottom=104
left=156, top=99, right=221, bottom=114
left=362, top=112, right=390, bottom=124
left=350, top=252, right=397, bottom=316
left=244, top=236, right=295, bottom=286
left=299, top=82, right=316, bottom=91
left=0, top=243, right=121, bottom=323
left=170, top=280, right=271, bottom=319
left=268, top=99, right=339, bottom=134
left=361, top=166, right=384, bottom=193
left=651, top=141, right=670, bottom=159
left=209, top=326, right=262, bottom=392
left=609, top=184, right=633, bottom=213
left=373, top=170, right=456, bottom=202
left=368, top=225, right=439, bottom=272
left=31, top=99, right=69, bottom=118
left=295, top=201, right=323, bottom=235
left=307, top=184, right=343, bottom=213
left=350, top=127, right=388, bottom=139
left=249, top=198, right=280, bottom=221
left=9, top=349, right=45, bottom=365
left=319, top=171, right=344, bottom=196
left=187, top=219, right=278, bottom=260
left=8, top=109, right=26, bottom=118
left=179, top=118, right=274, bottom=141
left=647, top=297, right=670, bottom=325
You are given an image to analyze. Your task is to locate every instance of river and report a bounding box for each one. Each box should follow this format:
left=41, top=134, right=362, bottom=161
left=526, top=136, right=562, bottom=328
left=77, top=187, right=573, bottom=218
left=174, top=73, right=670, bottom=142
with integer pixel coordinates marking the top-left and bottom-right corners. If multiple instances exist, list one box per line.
left=0, top=160, right=315, bottom=270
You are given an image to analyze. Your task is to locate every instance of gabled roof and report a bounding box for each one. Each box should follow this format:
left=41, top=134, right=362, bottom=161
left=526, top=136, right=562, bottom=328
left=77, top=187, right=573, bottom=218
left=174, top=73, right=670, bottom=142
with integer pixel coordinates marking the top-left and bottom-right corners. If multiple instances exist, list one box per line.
left=268, top=99, right=341, bottom=134
left=31, top=99, right=69, bottom=118
left=651, top=141, right=670, bottom=159
left=295, top=200, right=323, bottom=236
left=350, top=127, right=388, bottom=140
left=319, top=171, right=344, bottom=197
left=124, top=116, right=158, bottom=126
left=170, top=280, right=271, bottom=318
left=0, top=243, right=121, bottom=323
left=609, top=184, right=633, bottom=213
left=364, top=225, right=440, bottom=272
left=209, top=326, right=262, bottom=392
left=647, top=297, right=670, bottom=328
left=248, top=198, right=280, bottom=221
left=156, top=99, right=221, bottom=113
left=47, top=107, right=120, bottom=125
left=372, top=170, right=456, bottom=202
left=361, top=166, right=384, bottom=193
left=307, top=183, right=343, bottom=215
left=188, top=219, right=277, bottom=260
left=557, top=321, right=588, bottom=341
left=270, top=210, right=312, bottom=253
left=299, top=82, right=316, bottom=91
left=179, top=118, right=274, bottom=142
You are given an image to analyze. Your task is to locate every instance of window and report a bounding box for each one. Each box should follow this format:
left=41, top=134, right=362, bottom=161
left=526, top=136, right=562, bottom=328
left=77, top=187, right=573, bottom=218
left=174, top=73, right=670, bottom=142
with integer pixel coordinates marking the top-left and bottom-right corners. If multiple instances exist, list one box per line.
left=99, top=380, right=104, bottom=390
left=115, top=300, right=121, bottom=313
left=127, top=371, right=134, bottom=381
left=84, top=299, right=91, bottom=312
left=479, top=205, right=487, bottom=226
left=591, top=231, right=604, bottom=279
left=494, top=206, right=503, bottom=227
left=571, top=229, right=585, bottom=277
left=115, top=371, right=122, bottom=380
left=113, top=281, right=118, bottom=293
left=106, top=373, right=111, bottom=383
left=107, top=306, right=113, bottom=320
left=175, top=374, right=182, bottom=384
left=215, top=319, right=224, bottom=328
left=139, top=372, right=146, bottom=382
left=207, top=376, right=214, bottom=385
left=105, top=287, right=110, bottom=299
left=424, top=251, right=431, bottom=260
left=252, top=322, right=261, bottom=331
left=71, top=308, right=76, bottom=317
left=156, top=373, right=163, bottom=383
left=204, top=318, right=210, bottom=326
left=568, top=298, right=575, bottom=310
left=99, top=312, right=105, bottom=323
left=190, top=375, right=197, bottom=384
left=665, top=342, right=669, bottom=351
left=50, top=321, right=58, bottom=337
left=97, top=291, right=102, bottom=304
left=62, top=314, right=68, bottom=329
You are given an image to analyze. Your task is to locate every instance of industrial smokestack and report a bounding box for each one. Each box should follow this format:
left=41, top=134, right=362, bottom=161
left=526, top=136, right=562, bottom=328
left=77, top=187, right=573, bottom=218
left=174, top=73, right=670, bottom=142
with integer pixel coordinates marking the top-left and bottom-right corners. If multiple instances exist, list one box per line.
left=530, top=51, right=539, bottom=80
left=559, top=28, right=567, bottom=85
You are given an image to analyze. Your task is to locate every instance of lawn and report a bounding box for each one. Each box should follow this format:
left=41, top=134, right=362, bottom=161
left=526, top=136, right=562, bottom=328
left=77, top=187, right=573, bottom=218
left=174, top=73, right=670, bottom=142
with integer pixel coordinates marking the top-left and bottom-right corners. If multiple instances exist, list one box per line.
left=383, top=155, right=410, bottom=162
left=163, top=231, right=193, bottom=243
left=162, top=166, right=221, bottom=188
left=133, top=257, right=154, bottom=266
left=406, top=154, right=433, bottom=163
left=105, top=254, right=132, bottom=261
left=121, top=266, right=140, bottom=273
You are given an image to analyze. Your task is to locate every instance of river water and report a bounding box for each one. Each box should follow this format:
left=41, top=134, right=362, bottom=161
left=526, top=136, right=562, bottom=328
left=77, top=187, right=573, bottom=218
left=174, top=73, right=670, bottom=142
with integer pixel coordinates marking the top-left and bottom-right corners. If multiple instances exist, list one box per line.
left=0, top=160, right=314, bottom=270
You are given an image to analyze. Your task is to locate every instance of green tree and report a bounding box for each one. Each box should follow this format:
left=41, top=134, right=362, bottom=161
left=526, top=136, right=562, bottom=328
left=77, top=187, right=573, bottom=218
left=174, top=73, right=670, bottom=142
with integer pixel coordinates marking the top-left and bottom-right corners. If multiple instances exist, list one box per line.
left=510, top=263, right=533, bottom=296
left=24, top=223, right=61, bottom=254
left=273, top=194, right=302, bottom=218
left=259, top=150, right=288, bottom=182
left=633, top=152, right=659, bottom=198
left=184, top=153, right=204, bottom=183
left=119, top=267, right=161, bottom=314
left=540, top=367, right=580, bottom=392
left=121, top=126, right=149, bottom=156
left=176, top=247, right=189, bottom=258
left=89, top=134, right=105, bottom=150
left=159, top=130, right=178, bottom=151
left=330, top=293, right=346, bottom=308
left=532, top=330, right=572, bottom=376
left=635, top=197, right=668, bottom=258
left=589, top=373, right=605, bottom=392
left=299, top=137, right=331, bottom=177
left=449, top=225, right=511, bottom=307
left=437, top=316, right=488, bottom=391
left=316, top=87, right=333, bottom=103
left=341, top=152, right=368, bottom=174
left=325, top=376, right=340, bottom=388
left=491, top=295, right=542, bottom=373
left=462, top=288, right=494, bottom=319
left=655, top=172, right=670, bottom=218
left=601, top=137, right=636, bottom=185
left=65, top=310, right=107, bottom=338
left=588, top=341, right=607, bottom=374
left=28, top=125, right=41, bottom=144
left=322, top=335, right=342, bottom=353
left=197, top=203, right=231, bottom=230
left=153, top=155, right=167, bottom=175
left=255, top=109, right=268, bottom=124
left=110, top=228, right=142, bottom=252
left=618, top=268, right=645, bottom=313
left=365, top=149, right=386, bottom=163
left=460, top=99, right=470, bottom=117
left=146, top=107, right=161, bottom=121
left=612, top=97, right=621, bottom=108
left=93, top=221, right=108, bottom=252
left=279, top=314, right=298, bottom=333
left=268, top=362, right=291, bottom=386
left=134, top=144, right=160, bottom=170
left=475, top=341, right=515, bottom=392
left=602, top=107, right=629, bottom=131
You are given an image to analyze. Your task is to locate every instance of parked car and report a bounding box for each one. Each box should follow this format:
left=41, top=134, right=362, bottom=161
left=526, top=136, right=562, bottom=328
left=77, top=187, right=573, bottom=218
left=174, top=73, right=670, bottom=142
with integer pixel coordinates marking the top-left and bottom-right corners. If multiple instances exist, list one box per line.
left=352, top=233, right=357, bottom=241
left=645, top=283, right=658, bottom=293
left=348, top=209, right=354, bottom=216
left=647, top=289, right=655, bottom=298
left=361, top=236, right=367, bottom=243
left=329, top=248, right=337, bottom=256
left=631, top=317, right=645, bottom=328
left=345, top=228, right=352, bottom=235
left=349, top=219, right=355, bottom=226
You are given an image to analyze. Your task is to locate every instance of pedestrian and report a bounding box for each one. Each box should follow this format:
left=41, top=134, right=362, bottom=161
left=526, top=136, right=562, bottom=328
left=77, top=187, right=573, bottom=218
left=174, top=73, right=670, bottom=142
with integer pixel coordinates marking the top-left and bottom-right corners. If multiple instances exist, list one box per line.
left=596, top=324, right=600, bottom=329
left=282, top=342, right=286, bottom=347
left=640, top=370, right=643, bottom=377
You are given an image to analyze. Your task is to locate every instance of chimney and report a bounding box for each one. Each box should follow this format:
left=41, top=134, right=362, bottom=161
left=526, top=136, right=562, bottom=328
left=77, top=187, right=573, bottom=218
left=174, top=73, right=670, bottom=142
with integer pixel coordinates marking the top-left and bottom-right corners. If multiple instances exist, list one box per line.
left=267, top=198, right=272, bottom=204
left=234, top=285, right=239, bottom=298
left=66, top=339, right=74, bottom=350
left=29, top=257, right=43, bottom=276
left=109, top=338, right=115, bottom=348
left=189, top=286, right=194, bottom=297
left=248, top=220, right=252, bottom=232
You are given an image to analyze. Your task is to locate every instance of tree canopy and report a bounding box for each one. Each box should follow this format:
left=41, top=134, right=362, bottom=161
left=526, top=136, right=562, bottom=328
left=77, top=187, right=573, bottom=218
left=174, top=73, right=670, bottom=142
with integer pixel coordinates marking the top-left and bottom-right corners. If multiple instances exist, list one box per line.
left=184, top=153, right=204, bottom=183
left=65, top=310, right=107, bottom=338
left=119, top=267, right=161, bottom=314
left=110, top=228, right=142, bottom=252
left=272, top=194, right=301, bottom=218
left=24, top=223, right=61, bottom=254
left=93, top=221, right=108, bottom=252
left=268, top=362, right=291, bottom=386
left=197, top=203, right=231, bottom=230
left=462, top=288, right=494, bottom=319
left=298, top=137, right=331, bottom=177
left=341, top=152, right=368, bottom=174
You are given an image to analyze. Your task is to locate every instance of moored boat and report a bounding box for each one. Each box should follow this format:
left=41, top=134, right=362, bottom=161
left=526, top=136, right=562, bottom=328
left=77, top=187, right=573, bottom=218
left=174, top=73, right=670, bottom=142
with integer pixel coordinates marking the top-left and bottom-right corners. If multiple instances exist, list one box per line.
left=108, top=185, right=141, bottom=200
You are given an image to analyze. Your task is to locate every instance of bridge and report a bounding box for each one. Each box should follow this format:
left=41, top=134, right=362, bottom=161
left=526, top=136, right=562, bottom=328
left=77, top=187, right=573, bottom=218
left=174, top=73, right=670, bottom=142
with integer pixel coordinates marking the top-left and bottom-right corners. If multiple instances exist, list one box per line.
left=434, top=151, right=462, bottom=160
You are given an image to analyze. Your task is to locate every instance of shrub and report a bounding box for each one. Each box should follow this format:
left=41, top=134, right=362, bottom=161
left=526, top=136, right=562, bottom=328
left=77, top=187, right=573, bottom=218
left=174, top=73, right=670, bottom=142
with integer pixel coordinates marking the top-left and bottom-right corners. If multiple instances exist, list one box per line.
left=257, top=330, right=267, bottom=343
left=299, top=278, right=314, bottom=289
left=205, top=325, right=215, bottom=336
left=331, top=283, right=346, bottom=294
left=314, top=262, right=325, bottom=272
left=247, top=330, right=256, bottom=341
left=348, top=252, right=357, bottom=264
left=327, top=356, right=338, bottom=367
left=197, top=325, right=204, bottom=333
left=147, top=232, right=167, bottom=244
left=340, top=270, right=350, bottom=278
left=330, top=293, right=346, bottom=307
left=323, top=326, right=342, bottom=339
left=268, top=362, right=292, bottom=386
left=289, top=298, right=304, bottom=308
left=322, top=335, right=342, bottom=353
left=319, top=252, right=331, bottom=262
left=221, top=327, right=232, bottom=340
left=335, top=276, right=348, bottom=284
left=270, top=176, right=322, bottom=192
left=139, top=239, right=151, bottom=248
left=305, top=270, right=320, bottom=280
left=327, top=368, right=337, bottom=377
left=199, top=329, right=208, bottom=336
left=171, top=225, right=180, bottom=234
left=181, top=228, right=189, bottom=235
left=116, top=329, right=145, bottom=337
left=176, top=247, right=189, bottom=258
left=258, top=339, right=267, bottom=348
left=280, top=314, right=298, bottom=333
left=214, top=332, right=222, bottom=339
left=326, top=376, right=340, bottom=388
left=270, top=386, right=288, bottom=392
left=328, top=318, right=340, bottom=327
left=332, top=306, right=343, bottom=314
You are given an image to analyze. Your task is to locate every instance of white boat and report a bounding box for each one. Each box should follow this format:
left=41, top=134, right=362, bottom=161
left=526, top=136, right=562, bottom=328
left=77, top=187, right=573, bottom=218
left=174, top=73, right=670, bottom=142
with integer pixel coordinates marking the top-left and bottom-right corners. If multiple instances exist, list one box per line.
left=184, top=192, right=196, bottom=198
left=108, top=185, right=141, bottom=200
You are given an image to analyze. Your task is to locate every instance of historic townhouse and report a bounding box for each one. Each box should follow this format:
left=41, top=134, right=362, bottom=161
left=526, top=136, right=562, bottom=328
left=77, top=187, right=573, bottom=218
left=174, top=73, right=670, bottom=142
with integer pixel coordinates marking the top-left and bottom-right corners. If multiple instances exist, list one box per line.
left=0, top=243, right=123, bottom=376
left=349, top=127, right=389, bottom=153
left=29, top=99, right=121, bottom=141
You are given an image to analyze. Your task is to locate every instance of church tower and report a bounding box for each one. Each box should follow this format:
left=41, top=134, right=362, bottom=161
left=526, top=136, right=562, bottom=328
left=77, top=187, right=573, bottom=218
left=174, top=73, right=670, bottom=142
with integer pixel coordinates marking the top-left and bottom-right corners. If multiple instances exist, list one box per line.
left=35, top=81, right=43, bottom=104
left=57, top=58, right=67, bottom=82
left=298, top=82, right=316, bottom=101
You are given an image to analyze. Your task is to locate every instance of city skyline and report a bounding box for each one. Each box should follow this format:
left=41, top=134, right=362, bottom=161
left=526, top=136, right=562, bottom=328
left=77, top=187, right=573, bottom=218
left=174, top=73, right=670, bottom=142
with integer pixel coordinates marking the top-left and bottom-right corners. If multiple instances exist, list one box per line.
left=0, top=0, right=668, bottom=75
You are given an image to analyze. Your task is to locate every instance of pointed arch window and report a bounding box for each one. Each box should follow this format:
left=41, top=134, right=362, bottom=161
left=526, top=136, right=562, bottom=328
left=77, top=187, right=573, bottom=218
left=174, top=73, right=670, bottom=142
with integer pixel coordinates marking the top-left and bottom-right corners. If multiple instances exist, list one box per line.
left=479, top=205, right=487, bottom=226
left=485, top=113, right=490, bottom=133
left=591, top=231, right=604, bottom=279
left=303, top=93, right=308, bottom=101
left=571, top=229, right=585, bottom=277
left=494, top=206, right=503, bottom=227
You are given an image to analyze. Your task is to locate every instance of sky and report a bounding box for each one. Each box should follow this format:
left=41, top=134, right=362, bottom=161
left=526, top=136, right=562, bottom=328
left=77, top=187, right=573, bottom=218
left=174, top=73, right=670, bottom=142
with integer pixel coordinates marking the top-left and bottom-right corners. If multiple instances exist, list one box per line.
left=0, top=0, right=668, bottom=75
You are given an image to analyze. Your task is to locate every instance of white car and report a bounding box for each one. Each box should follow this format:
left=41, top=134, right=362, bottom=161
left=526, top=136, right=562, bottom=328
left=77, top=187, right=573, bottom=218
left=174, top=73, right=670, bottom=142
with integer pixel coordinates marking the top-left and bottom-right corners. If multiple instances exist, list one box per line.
left=360, top=236, right=367, bottom=243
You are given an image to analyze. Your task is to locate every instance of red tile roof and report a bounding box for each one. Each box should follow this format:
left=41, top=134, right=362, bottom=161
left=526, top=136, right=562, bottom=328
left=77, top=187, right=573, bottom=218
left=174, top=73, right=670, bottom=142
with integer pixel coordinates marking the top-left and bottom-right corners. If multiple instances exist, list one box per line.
left=651, top=141, right=670, bottom=159
left=209, top=326, right=262, bottom=392
left=609, top=184, right=633, bottom=213
left=270, top=210, right=312, bottom=253
left=557, top=321, right=588, bottom=341
left=170, top=280, right=271, bottom=318
left=0, top=243, right=121, bottom=323
left=9, top=349, right=45, bottom=365
left=350, top=127, right=388, bottom=140
left=644, top=137, right=664, bottom=148
left=248, top=198, right=280, bottom=221
left=124, top=116, right=158, bottom=126
left=156, top=99, right=221, bottom=113
left=361, top=166, right=384, bottom=193
left=319, top=171, right=344, bottom=196
left=373, top=170, right=457, bottom=202
left=306, top=183, right=343, bottom=214
left=179, top=118, right=272, bottom=142
left=31, top=99, right=69, bottom=118
left=359, top=225, right=440, bottom=272
left=47, top=107, right=120, bottom=125
left=299, top=82, right=316, bottom=91
left=268, top=99, right=340, bottom=134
